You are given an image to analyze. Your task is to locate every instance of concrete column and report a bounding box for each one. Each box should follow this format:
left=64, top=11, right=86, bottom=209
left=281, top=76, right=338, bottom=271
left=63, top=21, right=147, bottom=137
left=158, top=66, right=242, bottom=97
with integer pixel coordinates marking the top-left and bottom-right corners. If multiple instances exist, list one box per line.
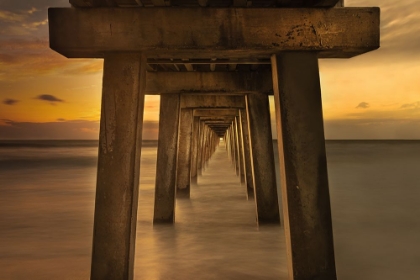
left=153, top=94, right=180, bottom=224
left=239, top=109, right=254, bottom=199
left=91, top=53, right=145, bottom=280
left=235, top=116, right=246, bottom=184
left=271, top=52, right=336, bottom=280
left=176, top=108, right=193, bottom=198
left=226, top=127, right=231, bottom=161
left=197, top=121, right=205, bottom=176
left=233, top=118, right=241, bottom=176
left=246, top=93, right=280, bottom=225
left=191, top=116, right=200, bottom=185
left=229, top=125, right=236, bottom=170
left=201, top=125, right=208, bottom=172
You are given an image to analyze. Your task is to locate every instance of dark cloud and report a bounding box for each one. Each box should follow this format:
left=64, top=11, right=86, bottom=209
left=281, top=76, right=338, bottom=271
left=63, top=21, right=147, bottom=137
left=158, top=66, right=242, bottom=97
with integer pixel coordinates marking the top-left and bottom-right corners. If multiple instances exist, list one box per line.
left=356, top=102, right=370, bottom=109
left=401, top=101, right=420, bottom=109
left=35, top=94, right=64, bottom=103
left=57, top=118, right=66, bottom=121
left=3, top=98, right=18, bottom=105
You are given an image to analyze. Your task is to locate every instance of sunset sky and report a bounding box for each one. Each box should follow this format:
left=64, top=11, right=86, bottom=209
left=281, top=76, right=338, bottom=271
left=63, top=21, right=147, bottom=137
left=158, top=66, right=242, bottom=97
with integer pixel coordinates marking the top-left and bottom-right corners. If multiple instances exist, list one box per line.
left=0, top=0, right=419, bottom=140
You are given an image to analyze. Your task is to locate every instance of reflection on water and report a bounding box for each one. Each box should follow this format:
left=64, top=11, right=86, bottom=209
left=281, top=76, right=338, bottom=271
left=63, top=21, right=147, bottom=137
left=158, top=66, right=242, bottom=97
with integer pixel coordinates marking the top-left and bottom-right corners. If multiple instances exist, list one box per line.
left=0, top=140, right=420, bottom=279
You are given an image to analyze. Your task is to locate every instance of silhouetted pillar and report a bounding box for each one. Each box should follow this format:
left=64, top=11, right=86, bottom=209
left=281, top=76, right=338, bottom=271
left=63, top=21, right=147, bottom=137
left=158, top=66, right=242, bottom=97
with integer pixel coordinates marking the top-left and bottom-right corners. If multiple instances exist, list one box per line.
left=153, top=94, right=180, bottom=223
left=176, top=108, right=193, bottom=198
left=197, top=121, right=205, bottom=175
left=191, top=116, right=200, bottom=185
left=236, top=116, right=246, bottom=184
left=91, top=53, right=145, bottom=280
left=271, top=52, right=336, bottom=279
left=240, top=109, right=254, bottom=199
left=229, top=125, right=236, bottom=169
left=246, top=92, right=280, bottom=224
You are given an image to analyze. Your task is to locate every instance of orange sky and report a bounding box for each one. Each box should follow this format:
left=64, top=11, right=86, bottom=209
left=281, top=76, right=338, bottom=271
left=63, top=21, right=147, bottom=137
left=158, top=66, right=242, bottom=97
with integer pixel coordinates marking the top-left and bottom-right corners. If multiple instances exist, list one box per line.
left=0, top=0, right=419, bottom=139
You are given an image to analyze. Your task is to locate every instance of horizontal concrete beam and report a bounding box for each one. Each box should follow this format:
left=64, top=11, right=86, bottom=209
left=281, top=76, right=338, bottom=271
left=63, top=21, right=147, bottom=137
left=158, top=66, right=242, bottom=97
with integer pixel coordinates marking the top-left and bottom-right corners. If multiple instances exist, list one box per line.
left=71, top=0, right=341, bottom=8
left=49, top=7, right=379, bottom=59
left=145, top=72, right=273, bottom=95
left=194, top=109, right=239, bottom=117
left=181, top=95, right=245, bottom=109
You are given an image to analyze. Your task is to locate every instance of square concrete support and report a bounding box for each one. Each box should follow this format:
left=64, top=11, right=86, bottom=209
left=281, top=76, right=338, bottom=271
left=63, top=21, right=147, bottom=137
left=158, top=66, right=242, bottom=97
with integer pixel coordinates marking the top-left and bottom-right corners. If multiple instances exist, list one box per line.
left=233, top=118, right=241, bottom=176
left=271, top=52, right=336, bottom=279
left=240, top=109, right=255, bottom=200
left=236, top=116, right=246, bottom=185
left=91, top=53, right=145, bottom=280
left=176, top=108, right=193, bottom=198
left=246, top=93, right=280, bottom=225
left=190, top=116, right=200, bottom=185
left=197, top=121, right=205, bottom=176
left=153, top=94, right=180, bottom=223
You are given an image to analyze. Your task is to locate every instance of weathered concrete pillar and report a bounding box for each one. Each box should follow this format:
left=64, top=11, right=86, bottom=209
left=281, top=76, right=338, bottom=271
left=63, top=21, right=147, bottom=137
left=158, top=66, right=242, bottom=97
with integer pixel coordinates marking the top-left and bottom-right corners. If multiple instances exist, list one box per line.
left=201, top=124, right=208, bottom=172
left=176, top=108, right=193, bottom=198
left=233, top=117, right=241, bottom=176
left=229, top=125, right=236, bottom=169
left=197, top=121, right=205, bottom=176
left=246, top=93, right=280, bottom=224
left=235, top=116, right=246, bottom=184
left=91, top=53, right=145, bottom=280
left=153, top=94, right=180, bottom=224
left=190, top=116, right=200, bottom=185
left=271, top=52, right=336, bottom=279
left=239, top=109, right=254, bottom=199
left=226, top=126, right=232, bottom=161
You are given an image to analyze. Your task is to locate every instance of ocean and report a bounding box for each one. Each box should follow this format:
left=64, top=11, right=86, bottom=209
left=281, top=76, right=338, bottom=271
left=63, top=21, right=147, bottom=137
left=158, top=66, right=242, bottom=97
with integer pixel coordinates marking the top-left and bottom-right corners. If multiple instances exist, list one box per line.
left=0, top=140, right=419, bottom=279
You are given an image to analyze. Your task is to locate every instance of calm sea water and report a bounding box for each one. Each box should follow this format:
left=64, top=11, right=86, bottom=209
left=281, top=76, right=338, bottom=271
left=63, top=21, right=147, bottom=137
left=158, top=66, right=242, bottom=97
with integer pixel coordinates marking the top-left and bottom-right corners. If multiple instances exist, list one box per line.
left=0, top=140, right=419, bottom=279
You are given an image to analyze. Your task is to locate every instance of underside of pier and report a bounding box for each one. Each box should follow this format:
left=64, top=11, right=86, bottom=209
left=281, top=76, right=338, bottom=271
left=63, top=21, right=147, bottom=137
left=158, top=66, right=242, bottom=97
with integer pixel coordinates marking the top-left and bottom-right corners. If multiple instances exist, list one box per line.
left=48, top=0, right=379, bottom=279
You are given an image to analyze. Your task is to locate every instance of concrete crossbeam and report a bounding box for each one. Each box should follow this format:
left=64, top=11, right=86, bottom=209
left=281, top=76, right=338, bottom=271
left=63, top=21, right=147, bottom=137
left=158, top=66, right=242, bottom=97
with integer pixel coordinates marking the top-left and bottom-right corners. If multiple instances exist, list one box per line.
left=194, top=109, right=239, bottom=117
left=181, top=95, right=245, bottom=108
left=145, top=72, right=273, bottom=95
left=71, top=0, right=342, bottom=8
left=49, top=7, right=379, bottom=59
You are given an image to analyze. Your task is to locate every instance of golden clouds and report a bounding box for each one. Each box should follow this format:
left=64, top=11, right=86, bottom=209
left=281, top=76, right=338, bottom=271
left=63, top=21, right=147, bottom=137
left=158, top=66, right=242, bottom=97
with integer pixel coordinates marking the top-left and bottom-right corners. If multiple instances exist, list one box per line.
left=0, top=39, right=103, bottom=81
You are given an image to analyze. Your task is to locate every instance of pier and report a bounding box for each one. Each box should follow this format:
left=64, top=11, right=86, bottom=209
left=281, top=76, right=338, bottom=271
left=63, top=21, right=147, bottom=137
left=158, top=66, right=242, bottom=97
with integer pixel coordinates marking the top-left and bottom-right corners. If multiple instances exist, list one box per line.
left=48, top=0, right=380, bottom=279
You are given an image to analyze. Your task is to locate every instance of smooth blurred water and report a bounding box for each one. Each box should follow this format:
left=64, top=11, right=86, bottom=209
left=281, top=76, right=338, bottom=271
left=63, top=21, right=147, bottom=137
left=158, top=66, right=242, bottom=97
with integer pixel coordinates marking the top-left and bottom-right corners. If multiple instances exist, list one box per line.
left=0, top=140, right=419, bottom=279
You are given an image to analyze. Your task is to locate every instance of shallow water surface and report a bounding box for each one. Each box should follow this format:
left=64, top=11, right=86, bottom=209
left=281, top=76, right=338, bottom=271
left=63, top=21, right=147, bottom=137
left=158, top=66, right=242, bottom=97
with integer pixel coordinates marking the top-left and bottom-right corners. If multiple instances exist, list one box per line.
left=0, top=140, right=419, bottom=279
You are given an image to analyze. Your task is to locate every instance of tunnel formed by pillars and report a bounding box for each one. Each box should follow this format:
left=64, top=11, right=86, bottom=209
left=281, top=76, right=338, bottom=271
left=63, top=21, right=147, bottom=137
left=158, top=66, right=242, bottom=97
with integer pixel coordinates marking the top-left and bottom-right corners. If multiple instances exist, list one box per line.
left=48, top=0, right=379, bottom=279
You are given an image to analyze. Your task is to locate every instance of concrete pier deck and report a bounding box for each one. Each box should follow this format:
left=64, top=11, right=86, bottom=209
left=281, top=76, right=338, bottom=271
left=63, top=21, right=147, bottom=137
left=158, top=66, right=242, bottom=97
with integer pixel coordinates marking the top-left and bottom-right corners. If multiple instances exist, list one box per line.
left=135, top=142, right=288, bottom=279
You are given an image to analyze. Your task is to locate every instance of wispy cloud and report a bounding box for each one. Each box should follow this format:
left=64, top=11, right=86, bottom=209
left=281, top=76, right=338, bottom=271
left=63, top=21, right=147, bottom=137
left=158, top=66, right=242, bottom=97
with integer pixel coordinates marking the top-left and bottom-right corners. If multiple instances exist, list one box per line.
left=35, top=94, right=64, bottom=103
left=356, top=102, right=370, bottom=109
left=2, top=98, right=19, bottom=105
left=401, top=101, right=420, bottom=109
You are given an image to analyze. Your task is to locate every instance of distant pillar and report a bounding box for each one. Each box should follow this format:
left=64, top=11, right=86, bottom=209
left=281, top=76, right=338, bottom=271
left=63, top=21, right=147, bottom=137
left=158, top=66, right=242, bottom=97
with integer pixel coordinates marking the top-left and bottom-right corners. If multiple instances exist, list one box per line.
left=235, top=116, right=246, bottom=184
left=233, top=117, right=241, bottom=177
left=153, top=94, right=180, bottom=223
left=190, top=116, right=200, bottom=185
left=240, top=109, right=254, bottom=199
left=229, top=125, right=236, bottom=170
left=271, top=52, right=337, bottom=279
left=197, top=121, right=205, bottom=176
left=246, top=92, right=280, bottom=224
left=176, top=108, right=193, bottom=198
left=91, top=53, right=145, bottom=280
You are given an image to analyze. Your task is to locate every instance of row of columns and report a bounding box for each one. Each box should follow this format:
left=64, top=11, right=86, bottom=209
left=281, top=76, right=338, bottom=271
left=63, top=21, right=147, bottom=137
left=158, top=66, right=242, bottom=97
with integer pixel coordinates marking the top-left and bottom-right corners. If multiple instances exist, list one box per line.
left=153, top=94, right=280, bottom=225
left=91, top=52, right=336, bottom=280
